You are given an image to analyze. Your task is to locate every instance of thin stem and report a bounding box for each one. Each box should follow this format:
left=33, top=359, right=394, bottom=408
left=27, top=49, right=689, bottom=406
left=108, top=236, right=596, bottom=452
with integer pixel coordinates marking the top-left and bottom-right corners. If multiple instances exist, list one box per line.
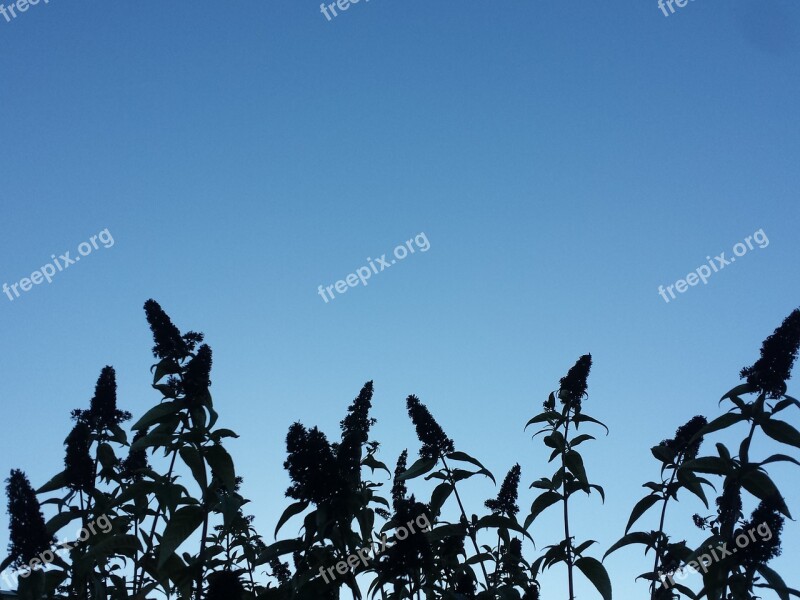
left=195, top=510, right=210, bottom=600
left=650, top=456, right=682, bottom=600
left=134, top=423, right=186, bottom=594
left=441, top=456, right=490, bottom=587
left=561, top=414, right=575, bottom=600
left=721, top=416, right=759, bottom=600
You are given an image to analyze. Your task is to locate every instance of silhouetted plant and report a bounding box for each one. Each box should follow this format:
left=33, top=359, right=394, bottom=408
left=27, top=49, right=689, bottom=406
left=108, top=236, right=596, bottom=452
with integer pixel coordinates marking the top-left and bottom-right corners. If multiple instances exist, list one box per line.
left=4, top=302, right=798, bottom=600
left=605, top=415, right=710, bottom=600
left=526, top=354, right=611, bottom=600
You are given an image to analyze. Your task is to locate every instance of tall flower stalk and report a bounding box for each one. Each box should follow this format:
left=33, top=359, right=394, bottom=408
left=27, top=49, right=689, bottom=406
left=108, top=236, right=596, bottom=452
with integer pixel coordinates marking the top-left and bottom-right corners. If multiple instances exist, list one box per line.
left=526, top=355, right=611, bottom=600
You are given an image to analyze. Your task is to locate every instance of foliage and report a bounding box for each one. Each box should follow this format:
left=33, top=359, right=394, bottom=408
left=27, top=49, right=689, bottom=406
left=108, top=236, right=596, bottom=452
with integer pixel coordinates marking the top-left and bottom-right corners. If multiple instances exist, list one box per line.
left=3, top=303, right=799, bottom=600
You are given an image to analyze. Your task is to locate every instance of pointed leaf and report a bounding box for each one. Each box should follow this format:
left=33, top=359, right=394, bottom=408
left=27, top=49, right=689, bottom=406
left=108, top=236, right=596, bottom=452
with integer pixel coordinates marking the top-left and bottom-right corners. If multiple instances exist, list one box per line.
left=157, top=505, right=205, bottom=567
left=132, top=401, right=179, bottom=431
left=575, top=556, right=612, bottom=600
left=604, top=531, right=655, bottom=559
left=761, top=418, right=800, bottom=450
left=625, top=495, right=660, bottom=534
left=527, top=491, right=562, bottom=526
left=397, top=456, right=438, bottom=481
left=275, top=501, right=309, bottom=537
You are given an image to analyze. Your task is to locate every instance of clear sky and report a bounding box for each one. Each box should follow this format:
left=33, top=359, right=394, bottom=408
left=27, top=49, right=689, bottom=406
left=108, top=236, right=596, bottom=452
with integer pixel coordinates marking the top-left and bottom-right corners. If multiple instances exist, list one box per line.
left=1, top=0, right=799, bottom=597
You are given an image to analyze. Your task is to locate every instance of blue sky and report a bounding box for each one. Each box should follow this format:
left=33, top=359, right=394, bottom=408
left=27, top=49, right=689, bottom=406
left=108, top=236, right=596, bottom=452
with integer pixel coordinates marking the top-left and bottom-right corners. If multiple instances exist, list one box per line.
left=1, top=0, right=800, bottom=597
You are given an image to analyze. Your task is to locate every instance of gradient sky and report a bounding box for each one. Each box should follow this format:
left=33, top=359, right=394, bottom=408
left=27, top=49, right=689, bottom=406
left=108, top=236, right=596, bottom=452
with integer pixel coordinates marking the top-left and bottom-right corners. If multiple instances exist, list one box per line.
left=1, top=0, right=800, bottom=597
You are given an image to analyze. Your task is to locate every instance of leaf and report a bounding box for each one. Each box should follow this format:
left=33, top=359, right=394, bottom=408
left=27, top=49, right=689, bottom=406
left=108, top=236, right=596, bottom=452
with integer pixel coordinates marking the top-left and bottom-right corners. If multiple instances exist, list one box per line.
left=740, top=469, right=792, bottom=518
left=396, top=456, right=438, bottom=481
left=474, top=514, right=534, bottom=543
left=0, top=555, right=15, bottom=572
left=210, top=428, right=240, bottom=442
left=83, top=535, right=141, bottom=564
left=772, top=397, right=800, bottom=415
left=425, top=523, right=466, bottom=543
left=274, top=501, right=309, bottom=537
left=589, top=484, right=606, bottom=503
left=529, top=477, right=554, bottom=491
left=720, top=383, right=757, bottom=401
left=755, top=564, right=800, bottom=600
left=676, top=469, right=709, bottom=508
left=761, top=418, right=800, bottom=450
left=651, top=445, right=675, bottom=465
left=429, top=482, right=453, bottom=516
left=571, top=434, right=596, bottom=447
left=131, top=401, right=179, bottom=431
left=179, top=446, right=208, bottom=492
left=259, top=538, right=305, bottom=563
left=157, top=505, right=205, bottom=567
left=45, top=510, right=81, bottom=536
left=759, top=453, right=800, bottom=468
left=36, top=471, right=67, bottom=494
left=205, top=444, right=236, bottom=493
left=564, top=450, right=588, bottom=487
left=96, top=443, right=117, bottom=470
left=573, top=413, right=609, bottom=434
left=362, top=454, right=391, bottom=475
left=526, top=491, right=562, bottom=528
left=682, top=457, right=730, bottom=476
left=603, top=531, right=654, bottom=559
left=446, top=451, right=490, bottom=473
left=130, top=430, right=173, bottom=452
left=544, top=432, right=566, bottom=452
left=151, top=358, right=181, bottom=385
left=575, top=556, right=612, bottom=600
left=574, top=539, right=597, bottom=556
left=625, top=495, right=660, bottom=534
left=525, top=413, right=554, bottom=430
left=700, top=412, right=746, bottom=436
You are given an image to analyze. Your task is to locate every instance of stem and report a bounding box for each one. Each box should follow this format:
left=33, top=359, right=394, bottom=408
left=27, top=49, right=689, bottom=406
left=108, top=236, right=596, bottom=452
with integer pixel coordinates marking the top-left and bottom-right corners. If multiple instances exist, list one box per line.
left=561, top=412, right=575, bottom=600
left=134, top=424, right=186, bottom=594
left=492, top=531, right=502, bottom=590
left=650, top=456, right=682, bottom=600
left=721, top=417, right=758, bottom=600
left=441, top=456, right=490, bottom=587
left=195, top=511, right=210, bottom=600
left=132, top=519, right=140, bottom=597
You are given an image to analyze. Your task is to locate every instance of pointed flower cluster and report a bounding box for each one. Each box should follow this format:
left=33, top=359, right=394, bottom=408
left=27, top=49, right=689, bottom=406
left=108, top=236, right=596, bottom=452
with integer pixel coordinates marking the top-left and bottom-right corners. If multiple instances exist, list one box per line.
left=121, top=429, right=151, bottom=481
left=392, top=450, right=409, bottom=512
left=658, top=415, right=707, bottom=462
left=144, top=299, right=204, bottom=361
left=183, top=344, right=213, bottom=407
left=284, top=423, right=339, bottom=504
left=485, top=464, right=521, bottom=517
left=337, top=381, right=376, bottom=483
left=740, top=308, right=800, bottom=398
left=5, top=470, right=53, bottom=569
left=715, top=483, right=743, bottom=533
left=406, top=395, right=454, bottom=460
left=64, top=421, right=94, bottom=492
left=558, top=354, right=592, bottom=412
left=739, top=497, right=784, bottom=569
left=73, top=366, right=131, bottom=431
left=284, top=382, right=377, bottom=505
